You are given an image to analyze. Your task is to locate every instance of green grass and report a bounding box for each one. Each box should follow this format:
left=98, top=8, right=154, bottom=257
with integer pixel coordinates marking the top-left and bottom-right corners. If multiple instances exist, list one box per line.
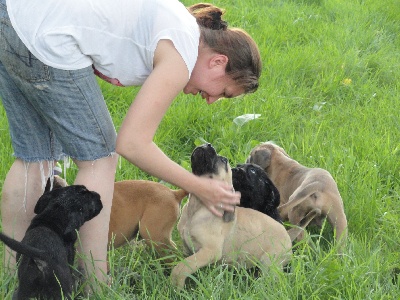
left=1, top=0, right=399, bottom=298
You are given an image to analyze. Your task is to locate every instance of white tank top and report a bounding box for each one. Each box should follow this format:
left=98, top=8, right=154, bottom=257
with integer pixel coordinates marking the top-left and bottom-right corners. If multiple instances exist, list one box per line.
left=6, top=0, right=200, bottom=86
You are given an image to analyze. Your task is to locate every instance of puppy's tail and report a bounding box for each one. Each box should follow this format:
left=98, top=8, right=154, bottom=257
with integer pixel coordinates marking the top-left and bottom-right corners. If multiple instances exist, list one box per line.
left=0, top=232, right=48, bottom=262
left=287, top=208, right=320, bottom=242
left=173, top=189, right=189, bottom=204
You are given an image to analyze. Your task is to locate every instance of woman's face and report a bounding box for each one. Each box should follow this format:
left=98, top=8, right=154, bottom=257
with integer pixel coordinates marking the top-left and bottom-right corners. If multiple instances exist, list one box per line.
left=183, top=52, right=244, bottom=104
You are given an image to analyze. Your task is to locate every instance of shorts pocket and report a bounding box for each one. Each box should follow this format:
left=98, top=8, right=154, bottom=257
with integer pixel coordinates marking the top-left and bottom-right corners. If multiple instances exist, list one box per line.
left=0, top=17, right=50, bottom=83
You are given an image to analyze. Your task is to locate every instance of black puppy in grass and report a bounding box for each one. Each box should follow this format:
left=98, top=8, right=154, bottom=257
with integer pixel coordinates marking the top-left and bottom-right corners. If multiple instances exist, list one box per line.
left=0, top=185, right=103, bottom=300
left=232, top=163, right=282, bottom=223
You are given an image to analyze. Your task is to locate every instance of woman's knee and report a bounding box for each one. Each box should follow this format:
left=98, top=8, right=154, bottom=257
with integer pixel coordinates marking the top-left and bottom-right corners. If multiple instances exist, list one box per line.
left=74, top=154, right=119, bottom=173
left=73, top=154, right=119, bottom=199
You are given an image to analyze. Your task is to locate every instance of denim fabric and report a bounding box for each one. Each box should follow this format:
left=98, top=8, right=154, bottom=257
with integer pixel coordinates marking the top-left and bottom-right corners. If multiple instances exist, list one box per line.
left=0, top=0, right=116, bottom=161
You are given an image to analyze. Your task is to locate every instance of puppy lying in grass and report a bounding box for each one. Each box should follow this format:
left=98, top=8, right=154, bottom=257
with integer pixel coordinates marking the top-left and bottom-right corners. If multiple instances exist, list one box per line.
left=247, top=142, right=348, bottom=251
left=109, top=179, right=188, bottom=259
left=171, top=144, right=297, bottom=289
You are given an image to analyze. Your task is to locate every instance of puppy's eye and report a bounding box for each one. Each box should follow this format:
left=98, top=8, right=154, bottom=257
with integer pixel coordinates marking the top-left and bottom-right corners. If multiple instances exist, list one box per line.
left=250, top=168, right=256, bottom=174
left=221, top=157, right=228, bottom=164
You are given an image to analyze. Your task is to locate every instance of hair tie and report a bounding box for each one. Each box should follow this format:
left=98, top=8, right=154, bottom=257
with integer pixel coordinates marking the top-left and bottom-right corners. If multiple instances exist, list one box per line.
left=209, top=11, right=228, bottom=30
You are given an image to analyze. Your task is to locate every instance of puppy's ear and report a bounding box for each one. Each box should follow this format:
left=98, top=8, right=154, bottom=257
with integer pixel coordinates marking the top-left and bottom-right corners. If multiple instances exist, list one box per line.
left=249, top=149, right=271, bottom=170
left=63, top=212, right=84, bottom=238
left=35, top=188, right=65, bottom=214
left=34, top=192, right=54, bottom=214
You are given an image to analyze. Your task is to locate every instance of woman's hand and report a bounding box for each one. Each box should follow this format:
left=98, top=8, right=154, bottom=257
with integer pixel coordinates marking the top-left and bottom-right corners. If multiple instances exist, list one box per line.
left=191, top=176, right=241, bottom=218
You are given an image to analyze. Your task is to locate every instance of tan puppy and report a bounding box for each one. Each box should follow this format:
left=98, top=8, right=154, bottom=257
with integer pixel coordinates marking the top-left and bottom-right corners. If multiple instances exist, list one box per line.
left=109, top=180, right=188, bottom=257
left=171, top=144, right=294, bottom=289
left=47, top=177, right=188, bottom=258
left=247, top=142, right=348, bottom=250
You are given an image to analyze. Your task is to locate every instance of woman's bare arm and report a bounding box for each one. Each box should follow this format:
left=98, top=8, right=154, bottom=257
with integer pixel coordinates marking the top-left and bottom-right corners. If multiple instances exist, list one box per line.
left=116, top=40, right=240, bottom=217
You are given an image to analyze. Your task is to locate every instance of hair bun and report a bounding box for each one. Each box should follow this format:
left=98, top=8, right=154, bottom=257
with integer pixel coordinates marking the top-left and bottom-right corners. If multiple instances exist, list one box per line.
left=188, top=3, right=228, bottom=30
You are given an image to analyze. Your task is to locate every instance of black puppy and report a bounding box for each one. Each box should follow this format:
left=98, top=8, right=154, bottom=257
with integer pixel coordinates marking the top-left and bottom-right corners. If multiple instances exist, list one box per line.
left=0, top=185, right=103, bottom=300
left=232, top=163, right=282, bottom=223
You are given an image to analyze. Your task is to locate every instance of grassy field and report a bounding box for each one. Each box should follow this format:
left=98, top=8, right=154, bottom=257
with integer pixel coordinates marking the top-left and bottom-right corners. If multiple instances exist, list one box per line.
left=1, top=0, right=399, bottom=298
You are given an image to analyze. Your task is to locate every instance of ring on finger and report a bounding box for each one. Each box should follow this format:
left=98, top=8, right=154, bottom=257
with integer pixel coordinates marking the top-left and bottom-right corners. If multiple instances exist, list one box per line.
left=219, top=203, right=223, bottom=209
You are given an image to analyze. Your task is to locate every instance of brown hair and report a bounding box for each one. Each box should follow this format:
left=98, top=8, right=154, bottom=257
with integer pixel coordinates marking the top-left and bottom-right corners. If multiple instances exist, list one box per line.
left=187, top=3, right=261, bottom=94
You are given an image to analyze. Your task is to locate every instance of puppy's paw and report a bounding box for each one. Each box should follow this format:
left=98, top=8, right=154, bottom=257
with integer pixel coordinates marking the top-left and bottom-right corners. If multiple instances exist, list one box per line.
left=170, top=265, right=187, bottom=290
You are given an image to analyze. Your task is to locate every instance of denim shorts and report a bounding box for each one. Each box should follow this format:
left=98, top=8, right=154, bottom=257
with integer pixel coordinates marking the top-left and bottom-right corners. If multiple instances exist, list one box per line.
left=0, top=0, right=116, bottom=162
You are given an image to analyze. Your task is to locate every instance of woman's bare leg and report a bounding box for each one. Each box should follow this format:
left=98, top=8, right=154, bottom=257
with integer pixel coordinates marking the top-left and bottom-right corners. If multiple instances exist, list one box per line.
left=73, top=154, right=118, bottom=288
left=1, top=154, right=118, bottom=291
left=1, top=159, right=50, bottom=270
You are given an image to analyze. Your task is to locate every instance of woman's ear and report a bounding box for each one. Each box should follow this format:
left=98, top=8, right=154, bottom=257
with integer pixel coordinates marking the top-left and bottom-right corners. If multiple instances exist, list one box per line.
left=209, top=54, right=228, bottom=68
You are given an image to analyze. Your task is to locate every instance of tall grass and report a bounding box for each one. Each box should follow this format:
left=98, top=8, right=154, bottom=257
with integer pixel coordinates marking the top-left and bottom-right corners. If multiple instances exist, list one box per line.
left=1, top=0, right=399, bottom=298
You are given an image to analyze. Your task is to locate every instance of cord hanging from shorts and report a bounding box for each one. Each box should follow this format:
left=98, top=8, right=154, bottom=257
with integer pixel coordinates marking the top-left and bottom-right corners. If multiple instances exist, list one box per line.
left=39, top=161, right=46, bottom=192
left=23, top=161, right=29, bottom=212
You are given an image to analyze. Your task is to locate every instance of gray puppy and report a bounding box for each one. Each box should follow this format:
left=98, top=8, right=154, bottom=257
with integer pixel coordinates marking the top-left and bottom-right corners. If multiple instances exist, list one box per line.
left=0, top=185, right=103, bottom=300
left=247, top=142, right=348, bottom=251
